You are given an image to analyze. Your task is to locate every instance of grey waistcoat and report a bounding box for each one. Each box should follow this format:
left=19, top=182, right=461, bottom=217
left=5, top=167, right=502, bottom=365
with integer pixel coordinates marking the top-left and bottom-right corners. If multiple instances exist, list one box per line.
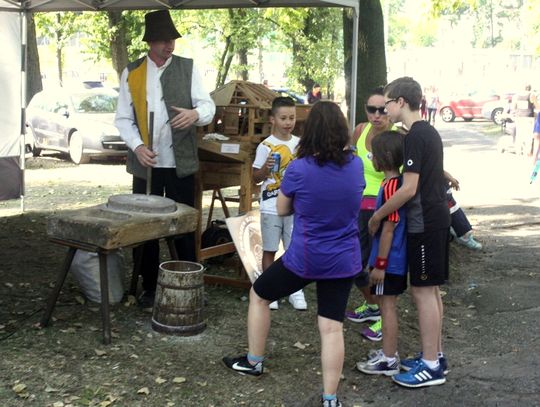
left=126, top=55, right=198, bottom=179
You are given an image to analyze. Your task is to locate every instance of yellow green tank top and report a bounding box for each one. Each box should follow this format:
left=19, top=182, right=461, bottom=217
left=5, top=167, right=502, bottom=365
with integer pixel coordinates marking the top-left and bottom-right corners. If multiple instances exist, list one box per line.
left=356, top=123, right=397, bottom=197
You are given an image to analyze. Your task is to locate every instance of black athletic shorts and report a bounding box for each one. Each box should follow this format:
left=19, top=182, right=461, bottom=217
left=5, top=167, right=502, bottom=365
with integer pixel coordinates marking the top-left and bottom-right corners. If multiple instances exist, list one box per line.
left=369, top=271, right=407, bottom=296
left=408, top=228, right=449, bottom=286
left=253, top=257, right=355, bottom=322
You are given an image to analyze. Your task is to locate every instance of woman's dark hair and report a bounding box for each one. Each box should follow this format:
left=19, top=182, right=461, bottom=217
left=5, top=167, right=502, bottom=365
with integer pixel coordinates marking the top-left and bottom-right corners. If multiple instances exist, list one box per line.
left=296, top=101, right=351, bottom=166
left=371, top=130, right=403, bottom=172
left=367, top=86, right=384, bottom=100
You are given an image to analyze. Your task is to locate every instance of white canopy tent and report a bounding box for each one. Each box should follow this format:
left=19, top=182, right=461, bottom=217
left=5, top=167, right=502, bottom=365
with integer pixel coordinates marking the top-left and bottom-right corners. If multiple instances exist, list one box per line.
left=0, top=0, right=359, bottom=205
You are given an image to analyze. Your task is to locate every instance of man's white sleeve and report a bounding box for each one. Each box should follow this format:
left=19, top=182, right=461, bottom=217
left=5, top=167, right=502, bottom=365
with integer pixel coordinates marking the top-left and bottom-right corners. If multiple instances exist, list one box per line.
left=191, top=65, right=216, bottom=126
left=114, top=67, right=144, bottom=152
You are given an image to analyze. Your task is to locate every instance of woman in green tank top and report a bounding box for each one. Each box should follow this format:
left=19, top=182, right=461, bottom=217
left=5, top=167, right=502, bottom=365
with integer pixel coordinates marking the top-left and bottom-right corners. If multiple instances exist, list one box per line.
left=345, top=87, right=400, bottom=340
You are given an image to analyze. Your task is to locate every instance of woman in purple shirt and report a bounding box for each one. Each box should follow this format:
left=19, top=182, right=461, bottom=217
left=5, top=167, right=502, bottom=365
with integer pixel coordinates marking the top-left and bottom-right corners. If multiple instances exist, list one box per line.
left=224, top=101, right=365, bottom=407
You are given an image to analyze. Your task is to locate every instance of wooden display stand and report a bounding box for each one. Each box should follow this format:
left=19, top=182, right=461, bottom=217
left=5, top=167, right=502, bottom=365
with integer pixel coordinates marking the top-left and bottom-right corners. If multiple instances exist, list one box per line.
left=195, top=80, right=310, bottom=287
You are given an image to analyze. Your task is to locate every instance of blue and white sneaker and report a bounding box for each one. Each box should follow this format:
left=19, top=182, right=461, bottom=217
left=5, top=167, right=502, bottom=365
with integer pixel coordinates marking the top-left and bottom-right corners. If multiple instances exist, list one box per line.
left=392, top=359, right=446, bottom=388
left=401, top=353, right=449, bottom=375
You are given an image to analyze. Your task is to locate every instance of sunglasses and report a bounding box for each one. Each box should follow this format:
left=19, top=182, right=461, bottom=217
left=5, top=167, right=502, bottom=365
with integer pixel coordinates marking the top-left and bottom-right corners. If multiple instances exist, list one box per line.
left=365, top=105, right=387, bottom=115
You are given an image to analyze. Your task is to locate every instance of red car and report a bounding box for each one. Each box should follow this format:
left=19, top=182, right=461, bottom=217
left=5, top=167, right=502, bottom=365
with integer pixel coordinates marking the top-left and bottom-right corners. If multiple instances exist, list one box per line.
left=439, top=90, right=501, bottom=122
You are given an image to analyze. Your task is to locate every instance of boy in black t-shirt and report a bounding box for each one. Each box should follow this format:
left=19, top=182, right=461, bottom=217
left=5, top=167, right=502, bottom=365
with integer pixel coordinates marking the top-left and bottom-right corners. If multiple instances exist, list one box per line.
left=368, top=77, right=450, bottom=388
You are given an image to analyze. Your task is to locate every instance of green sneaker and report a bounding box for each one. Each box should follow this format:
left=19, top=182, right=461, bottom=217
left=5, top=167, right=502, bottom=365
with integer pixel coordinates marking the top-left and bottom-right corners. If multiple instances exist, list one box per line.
left=361, top=319, right=383, bottom=342
left=346, top=301, right=381, bottom=323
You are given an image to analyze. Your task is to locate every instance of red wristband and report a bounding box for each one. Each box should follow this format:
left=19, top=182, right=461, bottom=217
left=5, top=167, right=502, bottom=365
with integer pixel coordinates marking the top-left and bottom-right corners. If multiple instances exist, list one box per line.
left=375, top=257, right=388, bottom=270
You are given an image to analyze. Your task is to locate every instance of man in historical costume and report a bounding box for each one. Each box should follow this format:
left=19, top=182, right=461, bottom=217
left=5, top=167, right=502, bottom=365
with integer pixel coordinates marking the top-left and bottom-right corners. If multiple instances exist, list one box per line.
left=115, top=10, right=215, bottom=309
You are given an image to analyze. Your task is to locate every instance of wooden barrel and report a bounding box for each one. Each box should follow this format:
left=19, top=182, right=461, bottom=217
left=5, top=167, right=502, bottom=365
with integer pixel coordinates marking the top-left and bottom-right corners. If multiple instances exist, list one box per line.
left=151, top=261, right=206, bottom=336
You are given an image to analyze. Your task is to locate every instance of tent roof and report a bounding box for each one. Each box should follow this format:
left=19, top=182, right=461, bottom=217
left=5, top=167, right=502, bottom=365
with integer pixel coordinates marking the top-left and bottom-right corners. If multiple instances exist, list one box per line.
left=0, top=0, right=358, bottom=12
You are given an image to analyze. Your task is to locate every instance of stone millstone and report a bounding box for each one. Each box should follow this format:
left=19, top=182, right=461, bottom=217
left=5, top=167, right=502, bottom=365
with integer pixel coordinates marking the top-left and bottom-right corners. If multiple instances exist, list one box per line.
left=106, top=194, right=177, bottom=214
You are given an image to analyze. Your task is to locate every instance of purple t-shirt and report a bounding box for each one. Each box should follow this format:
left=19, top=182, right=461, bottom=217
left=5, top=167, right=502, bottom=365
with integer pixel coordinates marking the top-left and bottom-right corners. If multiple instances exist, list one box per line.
left=280, top=154, right=365, bottom=279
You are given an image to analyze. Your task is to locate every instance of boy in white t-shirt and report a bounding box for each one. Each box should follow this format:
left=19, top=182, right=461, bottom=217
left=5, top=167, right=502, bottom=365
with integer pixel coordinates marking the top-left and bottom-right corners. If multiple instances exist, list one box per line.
left=252, top=97, right=307, bottom=310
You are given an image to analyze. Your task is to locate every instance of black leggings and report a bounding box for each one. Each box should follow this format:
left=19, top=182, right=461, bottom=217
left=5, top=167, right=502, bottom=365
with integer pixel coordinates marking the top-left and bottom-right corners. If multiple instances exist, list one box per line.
left=253, top=258, right=355, bottom=322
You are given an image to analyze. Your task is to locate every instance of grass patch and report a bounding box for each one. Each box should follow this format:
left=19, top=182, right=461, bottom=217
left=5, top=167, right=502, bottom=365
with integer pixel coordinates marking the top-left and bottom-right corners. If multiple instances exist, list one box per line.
left=479, top=122, right=505, bottom=138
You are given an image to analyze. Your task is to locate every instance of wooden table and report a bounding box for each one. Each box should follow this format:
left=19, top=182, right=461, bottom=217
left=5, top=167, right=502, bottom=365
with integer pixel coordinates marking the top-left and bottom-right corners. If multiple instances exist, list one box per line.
left=40, top=197, right=198, bottom=344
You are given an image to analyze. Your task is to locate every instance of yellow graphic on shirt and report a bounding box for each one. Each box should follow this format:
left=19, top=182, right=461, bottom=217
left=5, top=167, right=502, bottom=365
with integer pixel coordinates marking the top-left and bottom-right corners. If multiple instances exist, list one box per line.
left=261, top=142, right=295, bottom=202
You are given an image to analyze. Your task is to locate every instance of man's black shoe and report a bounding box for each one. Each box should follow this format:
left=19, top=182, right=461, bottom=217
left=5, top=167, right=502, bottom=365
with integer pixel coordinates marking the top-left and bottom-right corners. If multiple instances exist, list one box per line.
left=137, top=290, right=155, bottom=311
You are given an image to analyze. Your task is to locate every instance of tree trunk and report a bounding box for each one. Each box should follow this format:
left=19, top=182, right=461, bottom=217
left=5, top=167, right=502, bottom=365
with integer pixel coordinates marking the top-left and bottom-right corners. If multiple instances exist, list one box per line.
left=296, top=12, right=315, bottom=94
left=237, top=49, right=248, bottom=81
left=56, top=46, right=63, bottom=85
left=216, top=36, right=234, bottom=88
left=257, top=42, right=264, bottom=83
left=26, top=13, right=42, bottom=105
left=108, top=11, right=129, bottom=80
left=55, top=14, right=63, bottom=85
left=222, top=53, right=234, bottom=86
left=343, top=0, right=387, bottom=124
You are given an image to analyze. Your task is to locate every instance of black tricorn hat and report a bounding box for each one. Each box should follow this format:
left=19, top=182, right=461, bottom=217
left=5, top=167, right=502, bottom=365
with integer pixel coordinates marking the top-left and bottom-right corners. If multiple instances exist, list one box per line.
left=142, top=10, right=181, bottom=42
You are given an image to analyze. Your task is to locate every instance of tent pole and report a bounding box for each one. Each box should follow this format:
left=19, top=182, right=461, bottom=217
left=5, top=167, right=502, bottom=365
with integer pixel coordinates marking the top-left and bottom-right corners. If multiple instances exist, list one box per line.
left=20, top=9, right=27, bottom=213
left=349, top=4, right=358, bottom=131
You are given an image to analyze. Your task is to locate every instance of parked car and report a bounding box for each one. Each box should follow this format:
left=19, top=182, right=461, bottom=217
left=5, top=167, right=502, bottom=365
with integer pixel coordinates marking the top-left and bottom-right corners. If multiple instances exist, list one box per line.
left=439, top=90, right=502, bottom=122
left=82, top=80, right=104, bottom=89
left=481, top=96, right=515, bottom=125
left=26, top=88, right=126, bottom=164
left=271, top=88, right=306, bottom=104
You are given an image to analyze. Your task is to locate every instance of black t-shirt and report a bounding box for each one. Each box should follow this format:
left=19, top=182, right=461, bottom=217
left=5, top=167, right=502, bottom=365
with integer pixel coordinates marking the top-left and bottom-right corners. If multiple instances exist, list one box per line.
left=403, top=120, right=450, bottom=233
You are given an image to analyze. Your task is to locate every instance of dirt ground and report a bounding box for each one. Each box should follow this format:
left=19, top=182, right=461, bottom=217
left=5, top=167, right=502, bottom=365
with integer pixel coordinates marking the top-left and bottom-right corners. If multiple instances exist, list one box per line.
left=1, top=122, right=539, bottom=407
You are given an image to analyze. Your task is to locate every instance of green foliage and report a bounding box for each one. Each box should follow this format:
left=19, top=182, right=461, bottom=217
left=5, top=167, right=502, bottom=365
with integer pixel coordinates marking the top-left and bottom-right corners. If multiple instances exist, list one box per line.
left=34, top=7, right=346, bottom=96
left=35, top=11, right=82, bottom=49
left=525, top=0, right=540, bottom=53
left=79, top=11, right=146, bottom=62
left=430, top=0, right=472, bottom=18
left=34, top=11, right=84, bottom=82
left=269, top=7, right=343, bottom=94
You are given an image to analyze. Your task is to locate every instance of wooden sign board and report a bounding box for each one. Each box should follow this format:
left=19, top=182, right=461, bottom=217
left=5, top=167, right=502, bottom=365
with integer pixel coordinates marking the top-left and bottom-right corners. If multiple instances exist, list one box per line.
left=225, top=210, right=284, bottom=283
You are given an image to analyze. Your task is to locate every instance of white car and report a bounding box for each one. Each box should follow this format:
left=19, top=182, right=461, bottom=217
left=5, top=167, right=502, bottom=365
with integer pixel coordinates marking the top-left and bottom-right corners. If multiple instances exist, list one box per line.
left=481, top=98, right=513, bottom=125
left=26, top=88, right=126, bottom=164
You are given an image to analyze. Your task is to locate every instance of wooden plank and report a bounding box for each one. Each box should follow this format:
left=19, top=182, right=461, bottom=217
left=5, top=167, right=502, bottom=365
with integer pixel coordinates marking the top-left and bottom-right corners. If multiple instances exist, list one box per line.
left=198, top=242, right=236, bottom=260
left=211, top=82, right=236, bottom=106
left=198, top=141, right=249, bottom=162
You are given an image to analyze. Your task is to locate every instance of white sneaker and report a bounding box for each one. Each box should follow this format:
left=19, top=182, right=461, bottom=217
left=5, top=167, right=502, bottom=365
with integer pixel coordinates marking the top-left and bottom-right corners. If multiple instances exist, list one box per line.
left=288, top=290, right=307, bottom=310
left=269, top=301, right=279, bottom=310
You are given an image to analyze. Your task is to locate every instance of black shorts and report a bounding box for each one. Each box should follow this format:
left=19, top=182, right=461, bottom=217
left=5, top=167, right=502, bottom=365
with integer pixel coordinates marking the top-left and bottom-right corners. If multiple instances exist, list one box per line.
left=253, top=257, right=355, bottom=322
left=370, top=272, right=407, bottom=296
left=408, top=229, right=449, bottom=286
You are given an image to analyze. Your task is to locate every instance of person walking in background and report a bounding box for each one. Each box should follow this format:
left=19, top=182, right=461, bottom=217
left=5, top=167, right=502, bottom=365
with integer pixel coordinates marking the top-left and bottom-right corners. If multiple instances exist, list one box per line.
left=223, top=101, right=365, bottom=407
left=346, top=87, right=400, bottom=343
left=512, top=84, right=535, bottom=156
left=369, top=77, right=449, bottom=388
left=420, top=94, right=427, bottom=120
left=307, top=83, right=322, bottom=104
left=530, top=91, right=540, bottom=162
left=252, top=96, right=307, bottom=310
left=356, top=130, right=407, bottom=378
left=427, top=86, right=438, bottom=125
left=114, top=10, right=215, bottom=310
